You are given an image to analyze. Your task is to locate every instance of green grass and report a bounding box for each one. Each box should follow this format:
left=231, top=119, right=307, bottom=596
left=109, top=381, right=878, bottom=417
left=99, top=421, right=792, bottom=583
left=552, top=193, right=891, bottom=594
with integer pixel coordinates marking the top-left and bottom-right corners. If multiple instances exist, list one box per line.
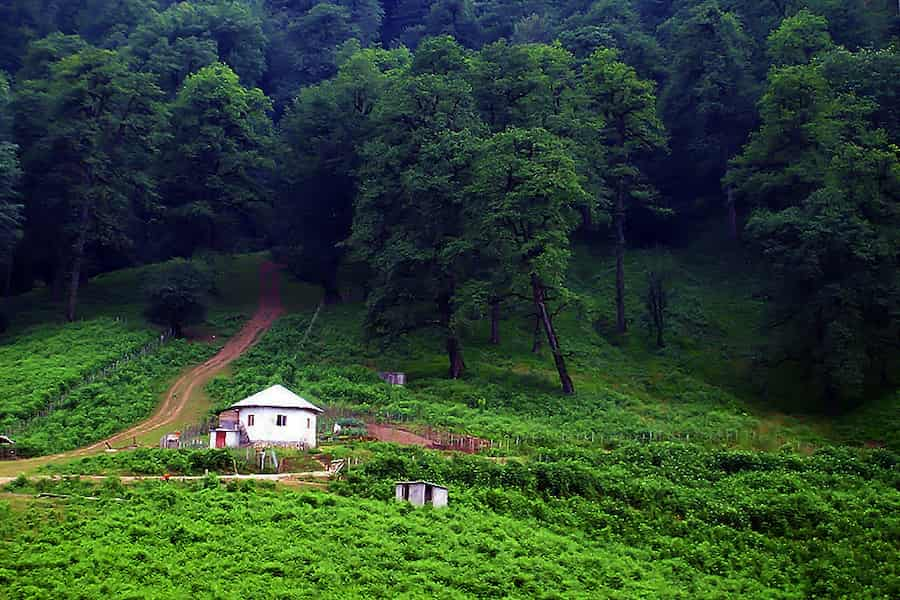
left=1, top=445, right=896, bottom=599
left=10, top=340, right=216, bottom=457
left=0, top=319, right=156, bottom=427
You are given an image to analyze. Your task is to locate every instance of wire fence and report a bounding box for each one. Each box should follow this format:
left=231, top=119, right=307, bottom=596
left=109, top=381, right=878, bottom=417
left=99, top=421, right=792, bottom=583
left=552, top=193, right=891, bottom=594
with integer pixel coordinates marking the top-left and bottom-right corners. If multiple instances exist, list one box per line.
left=319, top=405, right=812, bottom=454
left=6, top=326, right=175, bottom=435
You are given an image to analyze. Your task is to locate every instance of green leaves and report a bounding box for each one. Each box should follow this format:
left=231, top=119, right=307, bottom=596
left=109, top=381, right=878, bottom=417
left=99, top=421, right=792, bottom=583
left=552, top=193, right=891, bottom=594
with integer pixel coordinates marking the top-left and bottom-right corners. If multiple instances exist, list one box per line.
left=767, top=9, right=834, bottom=66
left=162, top=62, right=275, bottom=254
left=469, top=127, right=585, bottom=290
left=731, top=43, right=900, bottom=410
left=144, top=258, right=214, bottom=336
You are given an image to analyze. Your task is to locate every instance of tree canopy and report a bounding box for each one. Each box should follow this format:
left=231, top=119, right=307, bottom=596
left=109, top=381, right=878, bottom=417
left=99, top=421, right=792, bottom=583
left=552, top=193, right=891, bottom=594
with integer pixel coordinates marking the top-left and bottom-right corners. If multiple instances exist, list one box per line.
left=0, top=0, right=897, bottom=411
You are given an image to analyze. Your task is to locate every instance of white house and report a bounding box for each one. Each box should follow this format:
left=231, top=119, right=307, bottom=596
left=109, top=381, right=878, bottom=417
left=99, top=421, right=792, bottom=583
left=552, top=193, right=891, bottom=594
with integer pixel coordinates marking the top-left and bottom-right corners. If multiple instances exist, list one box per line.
left=209, top=385, right=323, bottom=450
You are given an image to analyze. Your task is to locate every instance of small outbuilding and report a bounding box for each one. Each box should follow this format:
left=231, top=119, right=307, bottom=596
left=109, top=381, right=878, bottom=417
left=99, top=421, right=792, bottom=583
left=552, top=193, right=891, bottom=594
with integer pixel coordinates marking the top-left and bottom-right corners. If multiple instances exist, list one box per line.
left=379, top=372, right=406, bottom=386
left=395, top=481, right=448, bottom=508
left=209, top=385, right=323, bottom=450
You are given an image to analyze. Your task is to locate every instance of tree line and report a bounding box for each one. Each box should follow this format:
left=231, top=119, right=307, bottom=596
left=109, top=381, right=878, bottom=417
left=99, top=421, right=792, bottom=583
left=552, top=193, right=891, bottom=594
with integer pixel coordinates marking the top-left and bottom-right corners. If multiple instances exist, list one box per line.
left=0, top=0, right=897, bottom=411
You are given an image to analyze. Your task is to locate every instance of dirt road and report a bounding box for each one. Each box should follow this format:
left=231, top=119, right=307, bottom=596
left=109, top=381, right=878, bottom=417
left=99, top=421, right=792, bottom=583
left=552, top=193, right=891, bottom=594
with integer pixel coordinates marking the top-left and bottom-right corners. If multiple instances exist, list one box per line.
left=0, top=262, right=286, bottom=475
left=0, top=471, right=330, bottom=486
left=366, top=423, right=437, bottom=448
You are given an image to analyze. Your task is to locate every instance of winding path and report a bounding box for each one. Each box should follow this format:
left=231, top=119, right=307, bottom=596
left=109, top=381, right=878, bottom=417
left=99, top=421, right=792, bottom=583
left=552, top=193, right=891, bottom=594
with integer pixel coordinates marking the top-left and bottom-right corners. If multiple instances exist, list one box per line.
left=0, top=262, right=286, bottom=475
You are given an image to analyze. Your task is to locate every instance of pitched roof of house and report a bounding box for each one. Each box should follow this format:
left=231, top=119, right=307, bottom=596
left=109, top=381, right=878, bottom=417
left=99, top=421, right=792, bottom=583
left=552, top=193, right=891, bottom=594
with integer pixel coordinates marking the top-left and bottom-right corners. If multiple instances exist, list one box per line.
left=0, top=435, right=14, bottom=444
left=229, top=385, right=323, bottom=413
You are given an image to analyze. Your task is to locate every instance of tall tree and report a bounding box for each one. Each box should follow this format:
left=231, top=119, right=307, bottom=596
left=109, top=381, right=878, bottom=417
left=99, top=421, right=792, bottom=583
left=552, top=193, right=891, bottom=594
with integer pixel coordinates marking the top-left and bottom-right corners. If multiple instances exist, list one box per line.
left=659, top=1, right=757, bottom=232
left=350, top=41, right=484, bottom=378
left=727, top=43, right=900, bottom=411
left=468, top=127, right=587, bottom=394
left=278, top=46, right=410, bottom=300
left=19, top=47, right=166, bottom=320
left=0, top=73, right=23, bottom=291
left=161, top=63, right=275, bottom=256
left=579, top=48, right=666, bottom=335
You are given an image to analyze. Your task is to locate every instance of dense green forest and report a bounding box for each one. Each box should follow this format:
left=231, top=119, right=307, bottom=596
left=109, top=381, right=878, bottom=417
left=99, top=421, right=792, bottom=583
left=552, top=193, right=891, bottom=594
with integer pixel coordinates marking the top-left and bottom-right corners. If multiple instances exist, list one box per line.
left=0, top=0, right=898, bottom=415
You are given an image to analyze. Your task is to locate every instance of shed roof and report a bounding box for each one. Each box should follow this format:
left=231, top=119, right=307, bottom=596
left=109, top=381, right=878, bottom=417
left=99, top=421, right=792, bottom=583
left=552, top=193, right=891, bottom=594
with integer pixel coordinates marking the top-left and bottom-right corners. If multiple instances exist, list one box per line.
left=229, top=385, right=323, bottom=413
left=395, top=481, right=448, bottom=490
left=0, top=435, right=15, bottom=445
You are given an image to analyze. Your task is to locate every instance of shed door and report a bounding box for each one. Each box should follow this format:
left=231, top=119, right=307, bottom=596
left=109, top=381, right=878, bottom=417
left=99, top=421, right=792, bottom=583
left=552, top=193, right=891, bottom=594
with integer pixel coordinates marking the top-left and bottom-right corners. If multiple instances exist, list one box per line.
left=215, top=431, right=227, bottom=448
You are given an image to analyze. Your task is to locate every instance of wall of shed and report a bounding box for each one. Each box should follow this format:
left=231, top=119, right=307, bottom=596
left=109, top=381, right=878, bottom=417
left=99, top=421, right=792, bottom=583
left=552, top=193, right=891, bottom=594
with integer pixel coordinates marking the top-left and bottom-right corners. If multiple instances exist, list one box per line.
left=431, top=486, right=448, bottom=508
left=238, top=407, right=317, bottom=448
left=208, top=430, right=240, bottom=449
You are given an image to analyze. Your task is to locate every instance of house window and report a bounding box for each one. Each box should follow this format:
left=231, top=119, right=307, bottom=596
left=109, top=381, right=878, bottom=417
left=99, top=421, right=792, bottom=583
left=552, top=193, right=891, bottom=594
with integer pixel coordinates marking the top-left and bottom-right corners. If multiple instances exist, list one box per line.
left=307, top=418, right=311, bottom=429
left=247, top=414, right=255, bottom=426
left=276, top=415, right=287, bottom=427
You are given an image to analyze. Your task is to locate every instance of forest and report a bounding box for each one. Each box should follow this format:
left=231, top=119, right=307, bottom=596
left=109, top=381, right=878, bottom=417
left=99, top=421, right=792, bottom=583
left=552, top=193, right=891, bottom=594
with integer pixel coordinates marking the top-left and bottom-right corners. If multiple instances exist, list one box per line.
left=0, top=3, right=898, bottom=596
left=0, top=1, right=898, bottom=412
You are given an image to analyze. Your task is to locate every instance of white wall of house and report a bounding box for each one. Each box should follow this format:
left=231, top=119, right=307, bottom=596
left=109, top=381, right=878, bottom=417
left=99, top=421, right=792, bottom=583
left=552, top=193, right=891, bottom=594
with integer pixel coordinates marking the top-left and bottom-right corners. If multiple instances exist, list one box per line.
left=238, top=406, right=318, bottom=448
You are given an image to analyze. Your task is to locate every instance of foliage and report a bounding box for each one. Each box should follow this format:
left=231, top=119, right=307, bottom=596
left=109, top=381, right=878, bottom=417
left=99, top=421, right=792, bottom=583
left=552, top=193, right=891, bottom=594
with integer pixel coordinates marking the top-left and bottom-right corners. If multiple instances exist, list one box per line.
left=144, top=259, right=214, bottom=337
left=0, top=319, right=155, bottom=427
left=727, top=44, right=900, bottom=412
left=0, top=441, right=897, bottom=598
left=766, top=9, right=834, bottom=67
left=0, top=72, right=22, bottom=271
left=11, top=339, right=214, bottom=456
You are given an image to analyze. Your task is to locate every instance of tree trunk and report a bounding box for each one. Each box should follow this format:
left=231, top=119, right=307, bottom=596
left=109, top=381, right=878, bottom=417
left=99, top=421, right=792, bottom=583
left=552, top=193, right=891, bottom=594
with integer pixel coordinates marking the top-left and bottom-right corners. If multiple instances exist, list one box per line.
left=614, top=186, right=627, bottom=334
left=66, top=203, right=91, bottom=322
left=532, top=274, right=575, bottom=395
left=439, top=292, right=465, bottom=379
left=727, top=187, right=738, bottom=239
left=531, top=314, right=542, bottom=353
left=322, top=274, right=343, bottom=305
left=447, top=334, right=465, bottom=379
left=489, top=300, right=500, bottom=345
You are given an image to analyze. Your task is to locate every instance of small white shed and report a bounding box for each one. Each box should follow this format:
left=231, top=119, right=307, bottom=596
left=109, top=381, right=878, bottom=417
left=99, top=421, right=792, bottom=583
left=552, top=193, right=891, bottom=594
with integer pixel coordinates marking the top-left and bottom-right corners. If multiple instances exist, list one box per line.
left=395, top=481, right=448, bottom=508
left=210, top=385, right=323, bottom=450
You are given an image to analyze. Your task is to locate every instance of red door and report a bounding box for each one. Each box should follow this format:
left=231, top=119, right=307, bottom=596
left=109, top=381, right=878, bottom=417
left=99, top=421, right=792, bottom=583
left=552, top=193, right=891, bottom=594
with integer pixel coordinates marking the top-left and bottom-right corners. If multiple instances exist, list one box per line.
left=215, top=431, right=227, bottom=448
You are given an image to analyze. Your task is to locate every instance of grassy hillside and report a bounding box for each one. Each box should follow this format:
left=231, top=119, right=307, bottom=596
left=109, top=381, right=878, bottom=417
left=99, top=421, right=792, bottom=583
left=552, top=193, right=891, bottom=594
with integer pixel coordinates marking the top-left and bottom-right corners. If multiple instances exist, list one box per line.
left=1, top=445, right=897, bottom=599
left=207, top=243, right=862, bottom=450
left=0, top=245, right=896, bottom=598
